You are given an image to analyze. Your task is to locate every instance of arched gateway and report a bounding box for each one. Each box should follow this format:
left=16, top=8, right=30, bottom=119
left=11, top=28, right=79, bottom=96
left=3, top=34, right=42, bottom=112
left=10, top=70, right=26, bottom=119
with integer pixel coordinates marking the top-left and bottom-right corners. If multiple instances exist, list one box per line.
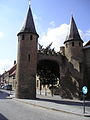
left=16, top=6, right=90, bottom=100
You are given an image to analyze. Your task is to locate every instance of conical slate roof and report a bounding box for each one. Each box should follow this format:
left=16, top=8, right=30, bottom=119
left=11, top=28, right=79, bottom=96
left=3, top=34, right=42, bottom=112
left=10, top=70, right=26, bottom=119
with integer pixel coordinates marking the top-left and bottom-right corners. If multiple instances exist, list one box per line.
left=17, top=6, right=38, bottom=36
left=64, top=16, right=83, bottom=43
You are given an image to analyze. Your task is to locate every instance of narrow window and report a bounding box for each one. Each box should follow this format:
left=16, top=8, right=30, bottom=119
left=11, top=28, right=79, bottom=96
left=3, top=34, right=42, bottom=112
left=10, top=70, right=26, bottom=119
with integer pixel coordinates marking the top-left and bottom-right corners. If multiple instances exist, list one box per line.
left=22, top=35, right=24, bottom=40
left=79, top=42, right=81, bottom=47
left=79, top=63, right=82, bottom=72
left=66, top=43, right=68, bottom=48
left=30, top=35, right=33, bottom=40
left=72, top=42, right=74, bottom=46
left=28, top=54, right=30, bottom=62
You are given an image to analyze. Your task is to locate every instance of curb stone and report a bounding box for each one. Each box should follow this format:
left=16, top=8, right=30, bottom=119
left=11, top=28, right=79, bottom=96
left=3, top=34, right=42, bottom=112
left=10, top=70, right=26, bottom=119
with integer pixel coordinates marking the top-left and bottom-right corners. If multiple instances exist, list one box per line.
left=13, top=98, right=86, bottom=117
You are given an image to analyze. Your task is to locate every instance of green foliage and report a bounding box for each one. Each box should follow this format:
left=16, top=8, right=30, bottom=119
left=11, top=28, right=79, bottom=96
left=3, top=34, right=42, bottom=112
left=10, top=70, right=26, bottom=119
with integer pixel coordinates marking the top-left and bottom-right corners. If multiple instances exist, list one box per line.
left=37, top=60, right=59, bottom=86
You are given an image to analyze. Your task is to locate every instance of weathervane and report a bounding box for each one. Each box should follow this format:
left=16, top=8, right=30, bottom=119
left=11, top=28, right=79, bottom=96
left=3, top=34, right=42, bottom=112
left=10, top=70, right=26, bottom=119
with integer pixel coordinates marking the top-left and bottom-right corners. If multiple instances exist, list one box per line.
left=29, top=0, right=31, bottom=7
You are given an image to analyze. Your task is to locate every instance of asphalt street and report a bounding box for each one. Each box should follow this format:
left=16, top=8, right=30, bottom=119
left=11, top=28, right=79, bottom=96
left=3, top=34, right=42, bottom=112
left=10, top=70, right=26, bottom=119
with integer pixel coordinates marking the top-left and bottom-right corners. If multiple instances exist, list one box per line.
left=0, top=90, right=90, bottom=120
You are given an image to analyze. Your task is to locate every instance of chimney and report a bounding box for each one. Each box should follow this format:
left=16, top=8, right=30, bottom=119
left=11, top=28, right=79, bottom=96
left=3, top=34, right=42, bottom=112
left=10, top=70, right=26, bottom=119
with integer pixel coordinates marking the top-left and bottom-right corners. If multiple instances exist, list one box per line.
left=60, top=46, right=65, bottom=55
left=14, top=60, right=16, bottom=65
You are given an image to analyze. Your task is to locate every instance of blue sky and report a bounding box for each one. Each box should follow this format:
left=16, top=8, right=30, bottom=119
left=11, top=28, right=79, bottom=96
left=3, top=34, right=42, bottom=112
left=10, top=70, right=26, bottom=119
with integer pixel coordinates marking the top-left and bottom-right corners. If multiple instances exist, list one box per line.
left=0, top=0, right=90, bottom=73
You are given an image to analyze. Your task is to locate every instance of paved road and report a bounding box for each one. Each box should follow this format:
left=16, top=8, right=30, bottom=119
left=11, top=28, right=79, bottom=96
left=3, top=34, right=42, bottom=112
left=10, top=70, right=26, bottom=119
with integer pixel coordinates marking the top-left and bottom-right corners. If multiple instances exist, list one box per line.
left=0, top=90, right=90, bottom=120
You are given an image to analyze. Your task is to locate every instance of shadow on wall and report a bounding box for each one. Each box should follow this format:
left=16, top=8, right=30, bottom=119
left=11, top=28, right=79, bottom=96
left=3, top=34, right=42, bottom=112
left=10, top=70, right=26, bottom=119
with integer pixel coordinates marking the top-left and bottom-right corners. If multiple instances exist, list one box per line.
left=0, top=113, right=8, bottom=120
left=59, top=57, right=83, bottom=99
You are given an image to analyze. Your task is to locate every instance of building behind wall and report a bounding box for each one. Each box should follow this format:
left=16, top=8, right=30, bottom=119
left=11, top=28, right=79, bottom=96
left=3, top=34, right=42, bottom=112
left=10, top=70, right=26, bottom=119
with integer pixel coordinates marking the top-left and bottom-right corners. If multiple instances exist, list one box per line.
left=83, top=41, right=90, bottom=99
left=0, top=61, right=17, bottom=90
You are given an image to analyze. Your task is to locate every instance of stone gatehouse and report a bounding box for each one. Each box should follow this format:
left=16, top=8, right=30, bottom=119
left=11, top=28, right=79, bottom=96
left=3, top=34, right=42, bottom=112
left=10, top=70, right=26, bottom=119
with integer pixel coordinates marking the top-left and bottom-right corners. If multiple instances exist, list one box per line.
left=15, top=6, right=90, bottom=100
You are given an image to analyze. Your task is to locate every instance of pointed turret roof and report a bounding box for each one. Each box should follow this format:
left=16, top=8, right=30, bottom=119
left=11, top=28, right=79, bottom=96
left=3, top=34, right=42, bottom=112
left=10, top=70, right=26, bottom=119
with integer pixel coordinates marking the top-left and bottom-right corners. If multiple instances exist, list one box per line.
left=64, top=16, right=83, bottom=43
left=17, top=6, right=38, bottom=36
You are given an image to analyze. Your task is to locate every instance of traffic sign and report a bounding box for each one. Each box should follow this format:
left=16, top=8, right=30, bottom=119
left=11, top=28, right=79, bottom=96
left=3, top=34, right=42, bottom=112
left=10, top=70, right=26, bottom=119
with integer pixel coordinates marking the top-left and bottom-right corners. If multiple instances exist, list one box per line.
left=82, top=86, right=88, bottom=94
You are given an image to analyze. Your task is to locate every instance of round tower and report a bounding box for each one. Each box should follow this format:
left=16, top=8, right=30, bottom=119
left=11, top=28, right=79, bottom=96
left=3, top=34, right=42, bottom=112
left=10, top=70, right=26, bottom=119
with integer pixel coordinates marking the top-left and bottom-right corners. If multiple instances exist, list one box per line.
left=64, top=16, right=83, bottom=72
left=64, top=16, right=84, bottom=99
left=16, top=6, right=39, bottom=99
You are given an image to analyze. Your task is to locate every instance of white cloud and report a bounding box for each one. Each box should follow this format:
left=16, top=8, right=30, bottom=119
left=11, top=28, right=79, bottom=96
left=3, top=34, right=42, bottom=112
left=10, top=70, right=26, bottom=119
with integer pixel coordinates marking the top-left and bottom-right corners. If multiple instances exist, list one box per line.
left=39, top=24, right=69, bottom=51
left=49, top=21, right=55, bottom=27
left=79, top=29, right=90, bottom=43
left=0, top=32, right=4, bottom=38
left=85, top=29, right=90, bottom=37
left=0, top=59, right=14, bottom=74
left=83, top=29, right=90, bottom=41
left=39, top=23, right=90, bottom=51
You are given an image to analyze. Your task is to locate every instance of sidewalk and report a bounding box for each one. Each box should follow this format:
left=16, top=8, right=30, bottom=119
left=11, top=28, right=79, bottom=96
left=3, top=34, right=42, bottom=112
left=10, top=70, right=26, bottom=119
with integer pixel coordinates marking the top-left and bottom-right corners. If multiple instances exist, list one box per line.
left=0, top=89, right=90, bottom=117
left=12, top=93, right=90, bottom=117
